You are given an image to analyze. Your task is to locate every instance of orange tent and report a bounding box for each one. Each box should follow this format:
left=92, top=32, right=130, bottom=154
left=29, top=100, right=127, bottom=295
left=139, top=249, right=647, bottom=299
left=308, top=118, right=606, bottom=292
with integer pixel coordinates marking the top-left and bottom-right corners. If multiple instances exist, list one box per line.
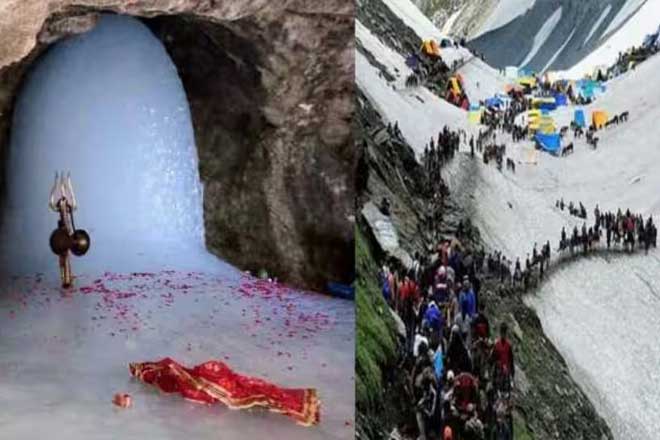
left=592, top=110, right=608, bottom=129
left=420, top=39, right=440, bottom=57
left=448, top=76, right=462, bottom=95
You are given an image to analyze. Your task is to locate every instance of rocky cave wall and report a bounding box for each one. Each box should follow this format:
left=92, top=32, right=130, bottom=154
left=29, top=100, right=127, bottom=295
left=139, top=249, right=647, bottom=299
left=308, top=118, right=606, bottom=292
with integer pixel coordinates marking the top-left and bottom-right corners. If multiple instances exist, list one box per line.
left=0, top=0, right=354, bottom=291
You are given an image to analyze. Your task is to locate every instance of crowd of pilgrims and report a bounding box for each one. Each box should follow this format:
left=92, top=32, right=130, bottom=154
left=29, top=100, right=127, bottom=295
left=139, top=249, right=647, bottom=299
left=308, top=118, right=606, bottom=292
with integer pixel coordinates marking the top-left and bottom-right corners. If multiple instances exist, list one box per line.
left=558, top=205, right=657, bottom=255
left=375, top=200, right=656, bottom=440
left=379, top=236, right=515, bottom=440
left=422, top=125, right=463, bottom=178
left=556, top=198, right=587, bottom=219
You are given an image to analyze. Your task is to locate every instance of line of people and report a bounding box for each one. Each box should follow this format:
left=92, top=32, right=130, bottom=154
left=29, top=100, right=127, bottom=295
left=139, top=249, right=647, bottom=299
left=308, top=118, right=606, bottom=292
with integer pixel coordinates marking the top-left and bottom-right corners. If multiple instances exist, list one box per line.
left=379, top=235, right=516, bottom=440
left=555, top=198, right=587, bottom=219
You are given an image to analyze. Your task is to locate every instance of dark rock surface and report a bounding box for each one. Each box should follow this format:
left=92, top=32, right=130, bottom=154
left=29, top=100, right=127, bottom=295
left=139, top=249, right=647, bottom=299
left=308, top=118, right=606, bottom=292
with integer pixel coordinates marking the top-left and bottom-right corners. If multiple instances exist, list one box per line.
left=0, top=0, right=354, bottom=291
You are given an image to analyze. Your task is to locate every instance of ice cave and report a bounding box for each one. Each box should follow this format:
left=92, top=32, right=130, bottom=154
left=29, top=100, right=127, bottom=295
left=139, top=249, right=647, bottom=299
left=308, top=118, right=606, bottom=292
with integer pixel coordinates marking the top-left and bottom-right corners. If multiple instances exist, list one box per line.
left=0, top=14, right=213, bottom=275
left=0, top=14, right=354, bottom=440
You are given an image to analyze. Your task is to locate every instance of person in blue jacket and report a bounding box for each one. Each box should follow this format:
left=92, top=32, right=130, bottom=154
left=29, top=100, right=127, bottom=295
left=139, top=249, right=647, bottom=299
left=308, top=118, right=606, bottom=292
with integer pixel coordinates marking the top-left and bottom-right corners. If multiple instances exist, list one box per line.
left=379, top=265, right=391, bottom=304
left=424, top=301, right=444, bottom=337
left=459, top=278, right=477, bottom=319
left=433, top=342, right=444, bottom=383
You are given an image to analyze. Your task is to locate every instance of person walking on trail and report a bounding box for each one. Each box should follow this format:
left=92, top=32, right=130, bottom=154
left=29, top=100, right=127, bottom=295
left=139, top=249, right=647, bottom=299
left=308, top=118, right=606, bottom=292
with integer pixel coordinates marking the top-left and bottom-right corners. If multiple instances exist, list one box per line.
left=415, top=368, right=437, bottom=440
left=446, top=325, right=472, bottom=374
left=459, top=279, right=477, bottom=319
left=414, top=331, right=430, bottom=358
left=379, top=265, right=391, bottom=304
left=425, top=301, right=443, bottom=335
left=492, top=322, right=515, bottom=393
left=454, top=308, right=471, bottom=349
left=433, top=341, right=444, bottom=382
left=472, top=302, right=490, bottom=341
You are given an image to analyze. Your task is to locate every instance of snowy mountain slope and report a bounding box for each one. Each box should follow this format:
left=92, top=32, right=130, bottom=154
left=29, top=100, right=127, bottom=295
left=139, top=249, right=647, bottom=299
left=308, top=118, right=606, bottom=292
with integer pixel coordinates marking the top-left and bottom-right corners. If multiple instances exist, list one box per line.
left=473, top=0, right=536, bottom=38
left=357, top=0, right=511, bottom=125
left=558, top=0, right=660, bottom=78
left=455, top=53, right=660, bottom=440
left=356, top=19, right=476, bottom=155
left=465, top=0, right=656, bottom=75
left=402, top=0, right=656, bottom=78
left=455, top=56, right=509, bottom=104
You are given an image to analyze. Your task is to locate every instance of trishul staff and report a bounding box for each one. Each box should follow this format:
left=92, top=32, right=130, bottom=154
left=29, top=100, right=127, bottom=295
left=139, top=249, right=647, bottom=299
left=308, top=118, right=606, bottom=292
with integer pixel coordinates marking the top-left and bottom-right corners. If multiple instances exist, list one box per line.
left=48, top=171, right=89, bottom=288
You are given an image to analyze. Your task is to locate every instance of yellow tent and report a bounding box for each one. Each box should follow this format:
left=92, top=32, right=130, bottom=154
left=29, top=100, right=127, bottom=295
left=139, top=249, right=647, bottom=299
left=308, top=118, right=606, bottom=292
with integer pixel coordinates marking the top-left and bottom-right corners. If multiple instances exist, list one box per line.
left=538, top=124, right=556, bottom=134
left=468, top=109, right=482, bottom=124
left=528, top=112, right=555, bottom=132
left=449, top=77, right=462, bottom=95
left=420, top=40, right=440, bottom=56
left=538, top=115, right=556, bottom=132
left=592, top=110, right=608, bottom=129
left=531, top=97, right=555, bottom=108
left=518, top=76, right=537, bottom=87
left=527, top=110, right=541, bottom=129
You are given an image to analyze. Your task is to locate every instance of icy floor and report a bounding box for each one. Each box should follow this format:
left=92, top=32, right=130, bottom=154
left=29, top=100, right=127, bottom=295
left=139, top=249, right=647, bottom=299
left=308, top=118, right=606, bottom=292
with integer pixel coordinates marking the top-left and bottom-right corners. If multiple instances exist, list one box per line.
left=0, top=267, right=354, bottom=440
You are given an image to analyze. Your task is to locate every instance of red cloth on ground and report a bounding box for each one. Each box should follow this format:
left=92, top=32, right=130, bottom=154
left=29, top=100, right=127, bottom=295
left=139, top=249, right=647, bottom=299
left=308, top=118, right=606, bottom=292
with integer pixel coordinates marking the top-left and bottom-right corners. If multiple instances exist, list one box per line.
left=129, top=358, right=320, bottom=426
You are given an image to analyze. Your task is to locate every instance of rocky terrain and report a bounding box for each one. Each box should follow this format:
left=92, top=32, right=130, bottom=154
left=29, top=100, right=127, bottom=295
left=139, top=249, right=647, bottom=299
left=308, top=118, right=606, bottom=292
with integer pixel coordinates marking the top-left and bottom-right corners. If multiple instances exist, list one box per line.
left=0, top=0, right=354, bottom=291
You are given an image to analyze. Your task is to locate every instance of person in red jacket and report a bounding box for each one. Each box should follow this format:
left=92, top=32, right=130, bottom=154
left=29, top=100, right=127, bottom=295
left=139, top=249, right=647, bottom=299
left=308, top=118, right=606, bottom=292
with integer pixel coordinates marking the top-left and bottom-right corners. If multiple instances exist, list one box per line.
left=492, top=322, right=515, bottom=393
left=453, top=371, right=479, bottom=414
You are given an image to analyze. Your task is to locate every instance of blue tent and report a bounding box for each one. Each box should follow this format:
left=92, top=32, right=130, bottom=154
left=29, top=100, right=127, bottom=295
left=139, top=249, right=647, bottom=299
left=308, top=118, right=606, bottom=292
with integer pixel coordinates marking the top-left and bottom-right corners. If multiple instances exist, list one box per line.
left=539, top=101, right=557, bottom=111
left=574, top=109, right=585, bottom=127
left=554, top=93, right=568, bottom=106
left=485, top=97, right=503, bottom=108
left=535, top=133, right=561, bottom=155
left=518, top=67, right=534, bottom=77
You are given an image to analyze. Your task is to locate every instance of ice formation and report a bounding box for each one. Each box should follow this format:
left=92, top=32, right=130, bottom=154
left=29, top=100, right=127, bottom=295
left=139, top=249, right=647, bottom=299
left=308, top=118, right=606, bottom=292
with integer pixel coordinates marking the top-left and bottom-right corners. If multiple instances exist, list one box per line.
left=1, top=14, right=209, bottom=275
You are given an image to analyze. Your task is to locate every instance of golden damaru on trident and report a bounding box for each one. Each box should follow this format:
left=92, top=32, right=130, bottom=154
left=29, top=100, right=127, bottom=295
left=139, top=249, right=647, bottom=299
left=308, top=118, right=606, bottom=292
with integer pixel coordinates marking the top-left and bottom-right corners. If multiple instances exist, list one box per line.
left=48, top=172, right=90, bottom=288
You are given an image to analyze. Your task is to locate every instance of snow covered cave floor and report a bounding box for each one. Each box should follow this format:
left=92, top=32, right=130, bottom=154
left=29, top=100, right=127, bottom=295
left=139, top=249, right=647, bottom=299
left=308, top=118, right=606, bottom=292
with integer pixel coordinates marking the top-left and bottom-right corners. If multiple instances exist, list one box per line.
left=0, top=259, right=354, bottom=440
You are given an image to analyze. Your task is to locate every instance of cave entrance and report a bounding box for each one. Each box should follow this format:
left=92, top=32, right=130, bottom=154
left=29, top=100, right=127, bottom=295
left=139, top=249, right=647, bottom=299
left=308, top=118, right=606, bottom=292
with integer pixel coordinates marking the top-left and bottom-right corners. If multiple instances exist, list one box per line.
left=0, top=14, right=217, bottom=276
